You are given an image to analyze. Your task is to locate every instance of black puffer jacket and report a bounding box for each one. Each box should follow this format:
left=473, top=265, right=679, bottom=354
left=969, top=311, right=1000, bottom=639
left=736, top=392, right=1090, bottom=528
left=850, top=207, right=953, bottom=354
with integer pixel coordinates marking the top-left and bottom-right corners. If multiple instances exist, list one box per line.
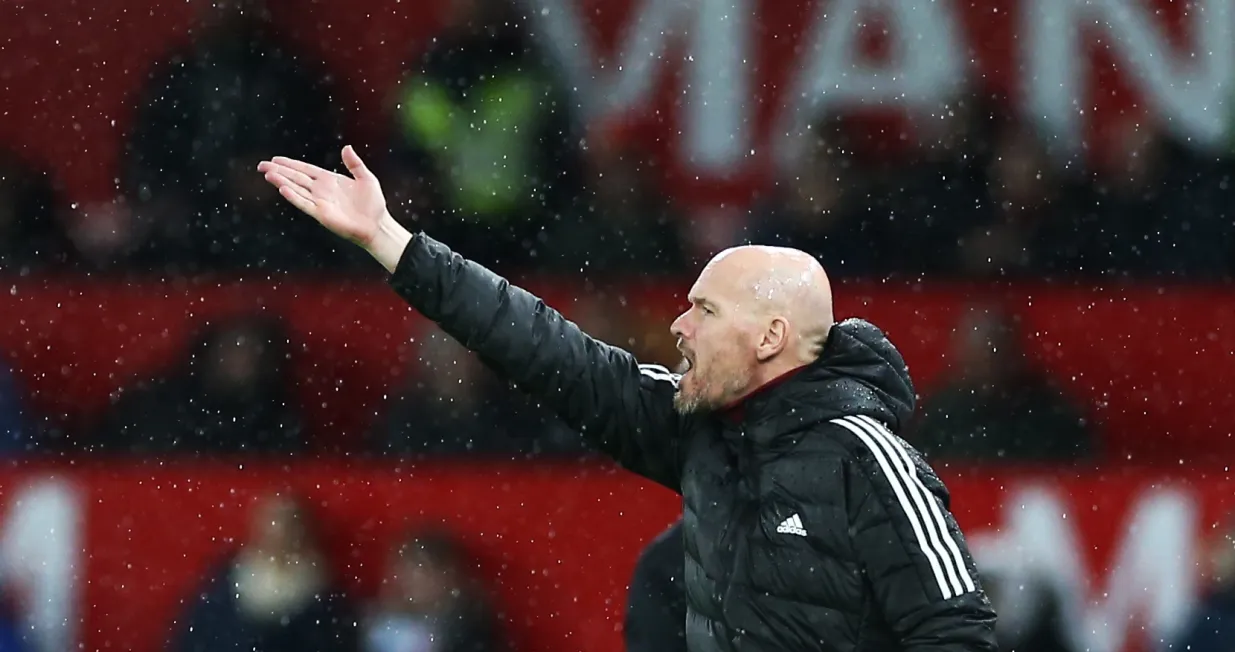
left=389, top=233, right=998, bottom=651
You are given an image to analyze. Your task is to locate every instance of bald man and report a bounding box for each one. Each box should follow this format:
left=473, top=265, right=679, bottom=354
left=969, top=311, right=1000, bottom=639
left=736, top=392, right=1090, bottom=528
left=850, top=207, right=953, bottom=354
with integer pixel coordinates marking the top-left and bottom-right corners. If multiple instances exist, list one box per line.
left=257, top=148, right=998, bottom=652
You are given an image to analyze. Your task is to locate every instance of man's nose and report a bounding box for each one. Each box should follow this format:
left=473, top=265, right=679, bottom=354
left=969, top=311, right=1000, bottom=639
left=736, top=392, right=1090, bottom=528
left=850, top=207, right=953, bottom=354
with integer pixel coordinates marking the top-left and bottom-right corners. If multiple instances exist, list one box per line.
left=670, top=312, right=689, bottom=339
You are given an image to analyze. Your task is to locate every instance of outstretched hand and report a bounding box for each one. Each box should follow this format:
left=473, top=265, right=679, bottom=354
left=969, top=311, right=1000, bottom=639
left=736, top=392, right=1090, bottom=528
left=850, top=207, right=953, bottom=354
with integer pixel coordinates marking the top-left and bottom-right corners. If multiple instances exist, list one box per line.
left=258, top=145, right=412, bottom=272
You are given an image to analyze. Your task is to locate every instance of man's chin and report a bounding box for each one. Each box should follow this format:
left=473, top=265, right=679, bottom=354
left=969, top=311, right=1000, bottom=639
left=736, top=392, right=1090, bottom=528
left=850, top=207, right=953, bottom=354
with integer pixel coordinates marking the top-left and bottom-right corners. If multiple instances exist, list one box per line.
left=673, top=386, right=714, bottom=415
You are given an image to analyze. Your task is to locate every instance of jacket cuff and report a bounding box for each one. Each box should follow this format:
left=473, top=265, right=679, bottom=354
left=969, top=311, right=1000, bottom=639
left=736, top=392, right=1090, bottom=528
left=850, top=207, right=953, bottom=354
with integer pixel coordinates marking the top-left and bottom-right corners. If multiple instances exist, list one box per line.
left=387, top=231, right=424, bottom=298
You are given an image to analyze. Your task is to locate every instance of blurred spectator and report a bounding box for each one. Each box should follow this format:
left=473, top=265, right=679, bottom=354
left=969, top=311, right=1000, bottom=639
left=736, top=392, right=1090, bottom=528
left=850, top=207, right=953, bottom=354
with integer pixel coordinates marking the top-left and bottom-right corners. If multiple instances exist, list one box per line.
left=0, top=357, right=31, bottom=454
left=549, top=133, right=689, bottom=276
left=1170, top=513, right=1235, bottom=651
left=1060, top=119, right=1233, bottom=279
left=878, top=95, right=997, bottom=276
left=63, top=200, right=151, bottom=274
left=122, top=0, right=352, bottom=274
left=0, top=152, right=77, bottom=274
left=625, top=518, right=686, bottom=652
left=960, top=122, right=1067, bottom=278
left=749, top=117, right=883, bottom=276
left=96, top=314, right=304, bottom=454
left=173, top=493, right=359, bottom=652
left=386, top=0, right=584, bottom=272
left=376, top=328, right=574, bottom=456
left=362, top=528, right=505, bottom=652
left=911, top=304, right=1095, bottom=462
left=913, top=92, right=1005, bottom=170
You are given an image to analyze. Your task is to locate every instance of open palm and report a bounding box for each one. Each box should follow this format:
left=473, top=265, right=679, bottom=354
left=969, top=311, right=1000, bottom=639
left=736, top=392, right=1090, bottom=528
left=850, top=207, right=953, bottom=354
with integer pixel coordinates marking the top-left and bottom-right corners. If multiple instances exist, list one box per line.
left=258, top=145, right=388, bottom=248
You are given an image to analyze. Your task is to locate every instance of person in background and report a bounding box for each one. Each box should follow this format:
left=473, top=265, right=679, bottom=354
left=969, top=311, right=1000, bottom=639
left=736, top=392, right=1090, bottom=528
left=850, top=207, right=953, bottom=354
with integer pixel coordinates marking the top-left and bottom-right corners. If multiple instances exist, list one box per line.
left=1170, top=513, right=1235, bottom=651
left=549, top=130, right=690, bottom=277
left=385, top=0, right=583, bottom=272
left=748, top=117, right=881, bottom=277
left=173, top=493, right=358, bottom=652
left=1060, top=118, right=1232, bottom=279
left=959, top=123, right=1069, bottom=279
left=361, top=528, right=505, bottom=652
left=881, top=94, right=995, bottom=276
left=911, top=304, right=1095, bottom=462
left=96, top=314, right=304, bottom=454
left=375, top=328, right=557, bottom=456
left=625, top=518, right=686, bottom=652
left=122, top=0, right=349, bottom=274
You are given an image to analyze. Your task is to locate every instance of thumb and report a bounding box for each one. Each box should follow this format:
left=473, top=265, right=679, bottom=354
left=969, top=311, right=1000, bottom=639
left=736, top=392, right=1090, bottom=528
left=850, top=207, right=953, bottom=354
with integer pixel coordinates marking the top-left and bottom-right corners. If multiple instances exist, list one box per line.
left=342, top=145, right=374, bottom=181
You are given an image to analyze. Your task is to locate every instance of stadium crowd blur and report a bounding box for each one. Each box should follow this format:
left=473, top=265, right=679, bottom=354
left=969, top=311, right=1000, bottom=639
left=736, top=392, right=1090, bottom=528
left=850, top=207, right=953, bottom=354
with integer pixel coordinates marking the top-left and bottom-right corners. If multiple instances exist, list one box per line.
left=1, top=0, right=1234, bottom=650
left=12, top=0, right=1225, bottom=460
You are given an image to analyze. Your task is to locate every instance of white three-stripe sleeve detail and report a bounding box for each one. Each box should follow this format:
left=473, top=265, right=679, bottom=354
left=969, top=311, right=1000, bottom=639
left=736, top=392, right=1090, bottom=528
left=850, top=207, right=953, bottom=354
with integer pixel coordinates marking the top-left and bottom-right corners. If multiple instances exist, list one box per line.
left=855, top=415, right=977, bottom=594
left=637, top=364, right=680, bottom=387
left=831, top=417, right=954, bottom=600
left=849, top=416, right=969, bottom=597
left=849, top=415, right=964, bottom=596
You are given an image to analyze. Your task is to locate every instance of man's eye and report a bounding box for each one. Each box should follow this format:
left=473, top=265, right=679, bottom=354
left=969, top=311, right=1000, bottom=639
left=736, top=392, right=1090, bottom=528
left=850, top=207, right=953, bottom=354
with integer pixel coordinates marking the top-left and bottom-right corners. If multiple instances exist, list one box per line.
left=701, top=306, right=714, bottom=316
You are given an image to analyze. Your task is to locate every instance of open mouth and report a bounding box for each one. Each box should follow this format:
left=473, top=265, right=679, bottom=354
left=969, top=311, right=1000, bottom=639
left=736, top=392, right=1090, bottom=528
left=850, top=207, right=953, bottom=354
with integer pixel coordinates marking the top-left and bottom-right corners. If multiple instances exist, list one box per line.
left=677, top=353, right=693, bottom=375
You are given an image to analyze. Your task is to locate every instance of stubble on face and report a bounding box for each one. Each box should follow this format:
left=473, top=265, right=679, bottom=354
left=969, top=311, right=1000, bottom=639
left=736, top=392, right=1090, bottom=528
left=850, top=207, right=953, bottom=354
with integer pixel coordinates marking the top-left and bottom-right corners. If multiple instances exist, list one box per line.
left=672, top=336, right=754, bottom=415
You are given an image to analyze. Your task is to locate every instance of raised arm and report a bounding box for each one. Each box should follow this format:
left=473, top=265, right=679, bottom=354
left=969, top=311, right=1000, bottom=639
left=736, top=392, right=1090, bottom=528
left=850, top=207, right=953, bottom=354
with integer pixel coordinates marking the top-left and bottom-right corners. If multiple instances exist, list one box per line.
left=258, top=147, right=687, bottom=490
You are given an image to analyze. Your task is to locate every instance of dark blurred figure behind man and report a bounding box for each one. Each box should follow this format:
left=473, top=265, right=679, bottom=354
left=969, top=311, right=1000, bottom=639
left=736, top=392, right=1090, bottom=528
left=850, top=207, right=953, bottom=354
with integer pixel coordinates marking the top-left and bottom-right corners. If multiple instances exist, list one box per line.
left=361, top=528, right=506, bottom=652
left=625, top=518, right=686, bottom=652
left=386, top=0, right=584, bottom=272
left=96, top=314, right=304, bottom=454
left=1058, top=119, right=1233, bottom=279
left=172, top=493, right=359, bottom=652
left=749, top=117, right=876, bottom=277
left=912, top=304, right=1095, bottom=463
left=957, top=122, right=1068, bottom=279
left=866, top=96, right=994, bottom=277
left=549, top=131, right=689, bottom=277
left=123, top=0, right=350, bottom=274
left=375, top=327, right=578, bottom=456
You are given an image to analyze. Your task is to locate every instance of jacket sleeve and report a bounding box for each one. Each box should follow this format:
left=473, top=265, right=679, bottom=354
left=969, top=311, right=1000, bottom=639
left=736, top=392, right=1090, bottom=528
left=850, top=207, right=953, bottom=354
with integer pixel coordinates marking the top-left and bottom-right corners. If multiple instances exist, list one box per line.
left=833, top=416, right=998, bottom=652
left=387, top=232, right=686, bottom=491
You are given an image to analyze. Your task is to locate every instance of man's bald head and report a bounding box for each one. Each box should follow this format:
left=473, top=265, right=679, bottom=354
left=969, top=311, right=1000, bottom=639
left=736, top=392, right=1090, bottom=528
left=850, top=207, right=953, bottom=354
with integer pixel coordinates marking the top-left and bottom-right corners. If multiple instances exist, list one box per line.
left=669, top=245, right=835, bottom=414
left=700, top=245, right=834, bottom=359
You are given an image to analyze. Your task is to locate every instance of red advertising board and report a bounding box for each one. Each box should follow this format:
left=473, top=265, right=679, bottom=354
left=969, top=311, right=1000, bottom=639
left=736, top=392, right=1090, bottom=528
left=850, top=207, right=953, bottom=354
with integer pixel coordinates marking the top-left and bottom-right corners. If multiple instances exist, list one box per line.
left=0, top=462, right=1232, bottom=652
left=0, top=0, right=1227, bottom=210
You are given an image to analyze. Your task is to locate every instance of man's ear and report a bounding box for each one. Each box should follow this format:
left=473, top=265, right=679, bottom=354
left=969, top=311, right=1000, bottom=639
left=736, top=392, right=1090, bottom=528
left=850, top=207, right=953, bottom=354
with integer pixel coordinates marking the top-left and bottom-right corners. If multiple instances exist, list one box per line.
left=756, top=317, right=789, bottom=362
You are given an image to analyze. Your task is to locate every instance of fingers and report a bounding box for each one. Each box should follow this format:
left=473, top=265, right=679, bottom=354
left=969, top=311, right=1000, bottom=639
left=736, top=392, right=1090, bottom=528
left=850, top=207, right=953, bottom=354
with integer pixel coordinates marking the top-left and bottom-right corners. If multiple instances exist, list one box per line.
left=260, top=162, right=315, bottom=191
left=264, top=171, right=318, bottom=216
left=341, top=145, right=374, bottom=181
left=279, top=184, right=319, bottom=216
left=267, top=156, right=332, bottom=180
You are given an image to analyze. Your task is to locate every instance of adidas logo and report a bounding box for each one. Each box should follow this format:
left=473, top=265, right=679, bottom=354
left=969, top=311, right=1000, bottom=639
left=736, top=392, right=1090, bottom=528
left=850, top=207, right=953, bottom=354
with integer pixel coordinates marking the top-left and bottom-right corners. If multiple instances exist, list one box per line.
left=776, top=513, right=807, bottom=537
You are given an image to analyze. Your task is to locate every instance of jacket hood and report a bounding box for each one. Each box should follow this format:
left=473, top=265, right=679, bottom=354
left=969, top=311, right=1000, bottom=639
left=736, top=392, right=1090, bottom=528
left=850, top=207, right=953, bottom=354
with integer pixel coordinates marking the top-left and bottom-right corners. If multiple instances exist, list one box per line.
left=740, top=318, right=916, bottom=441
